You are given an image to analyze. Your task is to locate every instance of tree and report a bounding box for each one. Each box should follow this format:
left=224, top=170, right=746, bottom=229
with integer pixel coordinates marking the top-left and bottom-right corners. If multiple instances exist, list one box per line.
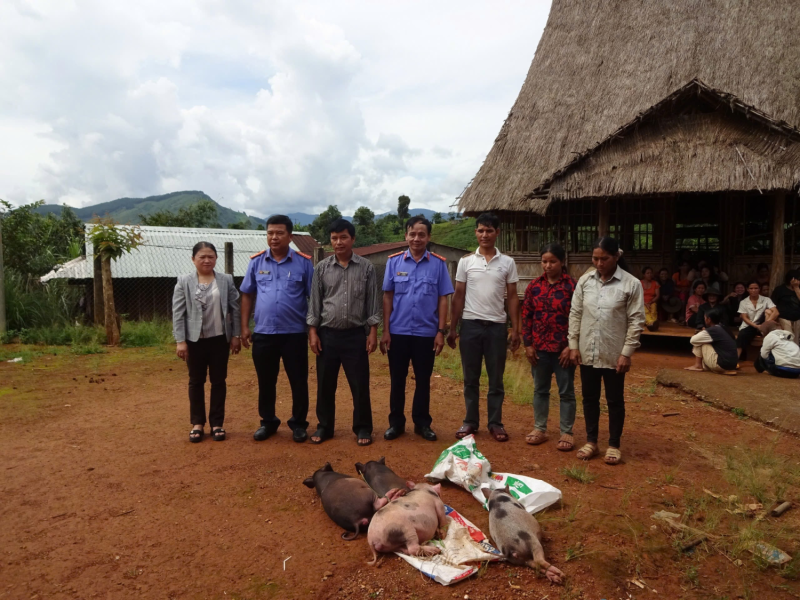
left=139, top=199, right=221, bottom=228
left=88, top=217, right=143, bottom=346
left=397, top=195, right=411, bottom=222
left=309, top=205, right=342, bottom=244
left=227, top=219, right=252, bottom=230
left=352, top=206, right=379, bottom=247
left=432, top=212, right=444, bottom=224
left=0, top=200, right=84, bottom=276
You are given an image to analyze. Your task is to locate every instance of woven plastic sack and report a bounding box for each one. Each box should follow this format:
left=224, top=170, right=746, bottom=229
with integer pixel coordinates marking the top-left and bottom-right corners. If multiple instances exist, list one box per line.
left=425, top=434, right=561, bottom=514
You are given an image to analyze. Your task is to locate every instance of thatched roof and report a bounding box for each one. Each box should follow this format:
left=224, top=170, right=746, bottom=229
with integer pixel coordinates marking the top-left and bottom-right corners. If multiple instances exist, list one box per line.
left=459, top=0, right=800, bottom=215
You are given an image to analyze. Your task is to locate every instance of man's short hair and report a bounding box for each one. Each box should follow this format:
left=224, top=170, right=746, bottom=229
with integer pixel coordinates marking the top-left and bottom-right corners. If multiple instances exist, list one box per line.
left=705, top=307, right=723, bottom=325
left=475, top=212, right=500, bottom=229
left=266, top=214, right=293, bottom=233
left=785, top=269, right=800, bottom=285
left=405, top=216, right=432, bottom=234
left=329, top=218, right=355, bottom=238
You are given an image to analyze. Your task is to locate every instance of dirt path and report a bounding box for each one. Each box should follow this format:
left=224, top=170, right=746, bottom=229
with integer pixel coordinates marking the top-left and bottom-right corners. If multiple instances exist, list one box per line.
left=1, top=344, right=798, bottom=600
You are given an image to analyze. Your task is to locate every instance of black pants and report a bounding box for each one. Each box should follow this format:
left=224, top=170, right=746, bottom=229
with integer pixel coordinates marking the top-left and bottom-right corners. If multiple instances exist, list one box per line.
left=316, top=327, right=372, bottom=436
left=459, top=319, right=507, bottom=429
left=186, top=335, right=229, bottom=427
left=755, top=354, right=800, bottom=379
left=252, top=332, right=309, bottom=431
left=580, top=365, right=626, bottom=448
left=388, top=334, right=436, bottom=429
left=736, top=325, right=762, bottom=359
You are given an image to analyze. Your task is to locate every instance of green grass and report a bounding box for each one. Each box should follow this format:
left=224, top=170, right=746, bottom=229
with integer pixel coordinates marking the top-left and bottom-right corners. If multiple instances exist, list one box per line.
left=119, top=318, right=173, bottom=347
left=560, top=463, right=596, bottom=484
left=3, top=319, right=173, bottom=350
left=731, top=407, right=748, bottom=419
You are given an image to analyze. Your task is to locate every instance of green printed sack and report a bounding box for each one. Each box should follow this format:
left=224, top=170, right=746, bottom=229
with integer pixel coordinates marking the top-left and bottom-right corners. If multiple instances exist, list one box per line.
left=426, top=434, right=561, bottom=514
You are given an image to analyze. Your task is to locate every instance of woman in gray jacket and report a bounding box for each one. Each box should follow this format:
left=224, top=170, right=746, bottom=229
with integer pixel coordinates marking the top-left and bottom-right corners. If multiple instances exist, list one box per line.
left=173, top=242, right=241, bottom=442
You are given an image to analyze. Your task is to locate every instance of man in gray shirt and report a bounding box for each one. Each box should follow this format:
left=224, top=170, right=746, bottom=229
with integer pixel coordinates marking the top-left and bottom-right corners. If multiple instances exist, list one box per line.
left=307, top=218, right=381, bottom=446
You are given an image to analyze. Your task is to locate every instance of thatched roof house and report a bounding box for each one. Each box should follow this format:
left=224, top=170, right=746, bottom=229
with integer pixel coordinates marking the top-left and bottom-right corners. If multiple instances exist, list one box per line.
left=460, top=0, right=800, bottom=290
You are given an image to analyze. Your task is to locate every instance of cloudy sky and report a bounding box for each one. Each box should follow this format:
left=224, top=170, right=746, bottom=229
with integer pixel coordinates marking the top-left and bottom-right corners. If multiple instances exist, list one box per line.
left=0, top=0, right=551, bottom=217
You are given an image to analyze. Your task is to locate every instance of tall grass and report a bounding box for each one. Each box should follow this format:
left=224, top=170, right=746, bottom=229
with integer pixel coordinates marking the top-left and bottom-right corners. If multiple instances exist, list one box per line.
left=119, top=319, right=173, bottom=347
left=3, top=270, right=82, bottom=332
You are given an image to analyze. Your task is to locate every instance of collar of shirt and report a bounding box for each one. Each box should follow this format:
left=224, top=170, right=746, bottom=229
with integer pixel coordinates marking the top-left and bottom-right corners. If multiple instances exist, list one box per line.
left=534, top=271, right=571, bottom=287
left=473, top=246, right=503, bottom=263
left=265, top=248, right=295, bottom=264
left=403, top=249, right=430, bottom=263
left=591, top=265, right=623, bottom=283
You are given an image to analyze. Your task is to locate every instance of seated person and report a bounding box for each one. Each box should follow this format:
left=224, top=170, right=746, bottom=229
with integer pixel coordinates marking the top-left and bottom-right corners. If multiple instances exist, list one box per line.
left=755, top=263, right=770, bottom=288
left=692, top=265, right=718, bottom=292
left=771, top=269, right=800, bottom=342
left=640, top=266, right=660, bottom=331
left=658, top=268, right=677, bottom=322
left=737, top=281, right=779, bottom=360
left=673, top=261, right=693, bottom=305
left=722, top=281, right=746, bottom=327
left=685, top=281, right=706, bottom=328
left=760, top=282, right=771, bottom=298
left=695, top=283, right=728, bottom=330
left=755, top=321, right=800, bottom=378
left=685, top=308, right=738, bottom=375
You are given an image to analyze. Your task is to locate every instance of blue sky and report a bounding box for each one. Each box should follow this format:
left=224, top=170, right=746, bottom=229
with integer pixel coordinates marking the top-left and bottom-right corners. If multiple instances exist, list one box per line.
left=0, top=0, right=551, bottom=216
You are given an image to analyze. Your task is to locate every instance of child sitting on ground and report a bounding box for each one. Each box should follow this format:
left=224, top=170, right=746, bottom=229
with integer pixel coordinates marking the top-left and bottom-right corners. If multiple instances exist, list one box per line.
left=755, top=321, right=800, bottom=378
left=685, top=308, right=738, bottom=375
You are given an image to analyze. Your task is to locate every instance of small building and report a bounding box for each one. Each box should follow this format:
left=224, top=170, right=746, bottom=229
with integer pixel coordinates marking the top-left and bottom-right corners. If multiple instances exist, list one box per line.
left=41, top=225, right=321, bottom=320
left=458, top=0, right=800, bottom=296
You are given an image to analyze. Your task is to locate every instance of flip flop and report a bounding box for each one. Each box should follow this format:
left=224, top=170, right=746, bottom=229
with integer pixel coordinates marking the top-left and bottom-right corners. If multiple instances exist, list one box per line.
left=576, top=443, right=598, bottom=460
left=557, top=433, right=574, bottom=451
left=356, top=430, right=372, bottom=446
left=189, top=428, right=204, bottom=443
left=604, top=447, right=622, bottom=465
left=309, top=429, right=333, bottom=444
left=525, top=429, right=549, bottom=445
left=211, top=428, right=226, bottom=441
left=488, top=425, right=509, bottom=442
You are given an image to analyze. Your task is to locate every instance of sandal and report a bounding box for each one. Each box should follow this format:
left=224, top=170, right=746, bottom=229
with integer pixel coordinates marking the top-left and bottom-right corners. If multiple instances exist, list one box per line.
left=455, top=424, right=476, bottom=440
left=525, top=429, right=549, bottom=445
left=576, top=443, right=598, bottom=460
left=357, top=430, right=372, bottom=446
left=211, top=427, right=226, bottom=442
left=604, top=447, right=622, bottom=465
left=189, top=428, right=204, bottom=443
left=488, top=425, right=509, bottom=442
left=310, top=429, right=333, bottom=445
left=557, top=434, right=574, bottom=451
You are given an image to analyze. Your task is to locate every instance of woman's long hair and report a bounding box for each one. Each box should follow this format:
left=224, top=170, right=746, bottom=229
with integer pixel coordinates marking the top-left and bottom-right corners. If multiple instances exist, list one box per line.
left=593, top=236, right=630, bottom=273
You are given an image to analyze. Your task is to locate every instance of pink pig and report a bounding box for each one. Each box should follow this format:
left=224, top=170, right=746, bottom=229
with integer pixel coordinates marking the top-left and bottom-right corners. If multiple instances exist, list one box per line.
left=366, top=483, right=448, bottom=565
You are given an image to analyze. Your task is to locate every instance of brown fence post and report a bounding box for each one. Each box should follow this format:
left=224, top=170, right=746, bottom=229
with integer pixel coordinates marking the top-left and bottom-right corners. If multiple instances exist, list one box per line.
left=93, top=255, right=104, bottom=325
left=314, top=246, right=324, bottom=266
left=225, top=242, right=234, bottom=275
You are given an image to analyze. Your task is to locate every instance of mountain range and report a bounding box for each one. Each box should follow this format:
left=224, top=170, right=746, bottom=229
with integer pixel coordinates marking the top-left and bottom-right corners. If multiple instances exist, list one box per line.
left=34, top=191, right=446, bottom=227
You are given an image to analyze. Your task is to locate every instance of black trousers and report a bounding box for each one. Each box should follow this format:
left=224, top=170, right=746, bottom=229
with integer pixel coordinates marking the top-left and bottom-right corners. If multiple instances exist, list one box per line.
left=186, top=335, right=229, bottom=427
left=755, top=354, right=800, bottom=379
left=316, top=327, right=372, bottom=436
left=388, top=334, right=436, bottom=429
left=252, top=332, right=309, bottom=431
left=459, top=319, right=507, bottom=428
left=736, top=325, right=762, bottom=359
left=580, top=365, right=626, bottom=448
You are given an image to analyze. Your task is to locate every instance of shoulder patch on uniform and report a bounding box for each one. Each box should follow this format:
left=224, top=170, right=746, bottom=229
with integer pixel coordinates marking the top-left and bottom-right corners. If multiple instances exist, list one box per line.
left=388, top=251, right=404, bottom=258
left=430, top=252, right=446, bottom=261
left=250, top=250, right=266, bottom=259
left=295, top=251, right=312, bottom=259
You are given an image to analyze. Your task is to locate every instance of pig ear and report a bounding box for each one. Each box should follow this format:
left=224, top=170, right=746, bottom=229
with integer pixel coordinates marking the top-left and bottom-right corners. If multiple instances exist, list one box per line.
left=504, top=485, right=511, bottom=495
left=302, top=476, right=315, bottom=488
left=433, top=483, right=442, bottom=495
left=355, top=462, right=365, bottom=474
left=378, top=456, right=386, bottom=465
left=323, top=462, right=332, bottom=472
left=406, top=480, right=416, bottom=489
left=481, top=487, right=492, bottom=500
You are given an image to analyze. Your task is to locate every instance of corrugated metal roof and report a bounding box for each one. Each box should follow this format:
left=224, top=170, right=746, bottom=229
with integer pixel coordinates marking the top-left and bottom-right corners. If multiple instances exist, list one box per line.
left=40, top=225, right=318, bottom=282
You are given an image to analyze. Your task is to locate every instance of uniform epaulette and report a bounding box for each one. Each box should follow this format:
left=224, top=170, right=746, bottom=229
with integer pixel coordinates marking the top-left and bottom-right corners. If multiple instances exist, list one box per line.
left=250, top=250, right=266, bottom=259
left=295, top=251, right=312, bottom=259
left=431, top=252, right=446, bottom=261
left=388, top=251, right=404, bottom=258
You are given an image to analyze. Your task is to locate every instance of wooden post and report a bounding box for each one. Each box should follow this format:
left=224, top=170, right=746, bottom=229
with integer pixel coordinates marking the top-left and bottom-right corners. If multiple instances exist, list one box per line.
left=224, top=242, right=234, bottom=275
left=93, top=256, right=104, bottom=325
left=313, top=246, right=324, bottom=266
left=0, top=216, right=6, bottom=338
left=770, top=190, right=786, bottom=292
left=101, top=257, right=120, bottom=346
left=598, top=199, right=610, bottom=238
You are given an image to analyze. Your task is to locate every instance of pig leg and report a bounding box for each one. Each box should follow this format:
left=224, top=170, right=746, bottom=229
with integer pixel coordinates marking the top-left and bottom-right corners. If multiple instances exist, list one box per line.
left=434, top=500, right=448, bottom=539
left=526, top=540, right=564, bottom=585
left=384, top=488, right=407, bottom=501
left=373, top=496, right=388, bottom=511
left=402, top=530, right=441, bottom=558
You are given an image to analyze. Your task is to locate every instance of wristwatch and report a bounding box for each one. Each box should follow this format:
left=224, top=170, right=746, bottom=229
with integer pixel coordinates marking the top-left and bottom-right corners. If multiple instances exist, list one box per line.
left=437, top=328, right=448, bottom=335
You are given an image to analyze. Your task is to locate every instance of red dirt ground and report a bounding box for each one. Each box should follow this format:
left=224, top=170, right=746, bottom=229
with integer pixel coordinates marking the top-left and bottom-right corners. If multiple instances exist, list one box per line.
left=1, top=340, right=799, bottom=600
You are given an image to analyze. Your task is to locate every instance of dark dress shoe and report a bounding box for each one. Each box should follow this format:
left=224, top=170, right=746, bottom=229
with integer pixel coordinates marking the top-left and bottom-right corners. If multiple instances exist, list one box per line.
left=384, top=426, right=404, bottom=440
left=293, top=428, right=308, bottom=443
left=253, top=426, right=274, bottom=441
left=414, top=426, right=438, bottom=441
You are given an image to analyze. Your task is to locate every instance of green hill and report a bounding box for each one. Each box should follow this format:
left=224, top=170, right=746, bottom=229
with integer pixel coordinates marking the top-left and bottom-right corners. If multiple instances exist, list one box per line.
left=34, top=191, right=266, bottom=228
left=431, top=217, right=477, bottom=251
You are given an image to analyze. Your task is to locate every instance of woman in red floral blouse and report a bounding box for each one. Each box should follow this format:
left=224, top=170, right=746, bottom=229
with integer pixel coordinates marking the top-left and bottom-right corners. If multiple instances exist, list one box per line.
left=522, top=243, right=577, bottom=451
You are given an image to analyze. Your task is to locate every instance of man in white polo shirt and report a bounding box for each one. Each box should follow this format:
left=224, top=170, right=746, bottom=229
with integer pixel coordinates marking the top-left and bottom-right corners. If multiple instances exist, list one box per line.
left=447, top=212, right=520, bottom=442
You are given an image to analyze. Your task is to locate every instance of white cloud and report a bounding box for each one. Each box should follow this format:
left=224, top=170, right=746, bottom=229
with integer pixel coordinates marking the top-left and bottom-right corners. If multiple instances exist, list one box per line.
left=0, top=0, right=551, bottom=216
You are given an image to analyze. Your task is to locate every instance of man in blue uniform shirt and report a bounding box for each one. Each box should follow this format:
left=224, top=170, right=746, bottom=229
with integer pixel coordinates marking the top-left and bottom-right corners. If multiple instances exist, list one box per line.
left=380, top=216, right=454, bottom=441
left=240, top=215, right=315, bottom=443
